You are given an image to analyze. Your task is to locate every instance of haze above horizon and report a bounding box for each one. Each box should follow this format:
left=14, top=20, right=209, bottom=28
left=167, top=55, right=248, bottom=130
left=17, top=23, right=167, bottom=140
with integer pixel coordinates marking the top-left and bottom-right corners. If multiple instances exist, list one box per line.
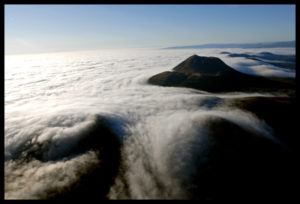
left=5, top=4, right=295, bottom=55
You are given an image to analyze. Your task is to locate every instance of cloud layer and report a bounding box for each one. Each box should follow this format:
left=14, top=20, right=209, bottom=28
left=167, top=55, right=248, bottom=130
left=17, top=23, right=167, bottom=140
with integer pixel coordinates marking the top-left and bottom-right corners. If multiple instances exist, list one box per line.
left=5, top=47, right=293, bottom=199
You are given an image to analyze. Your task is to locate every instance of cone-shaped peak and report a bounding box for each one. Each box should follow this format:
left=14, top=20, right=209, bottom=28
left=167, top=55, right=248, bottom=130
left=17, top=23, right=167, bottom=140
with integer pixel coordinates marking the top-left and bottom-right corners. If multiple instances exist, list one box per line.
left=173, top=55, right=236, bottom=75
left=148, top=54, right=295, bottom=93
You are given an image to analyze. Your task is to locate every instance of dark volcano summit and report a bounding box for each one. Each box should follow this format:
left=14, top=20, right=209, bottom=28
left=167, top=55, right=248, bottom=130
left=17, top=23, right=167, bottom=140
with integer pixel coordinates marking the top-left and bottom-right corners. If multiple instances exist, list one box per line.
left=173, top=55, right=240, bottom=76
left=148, top=55, right=295, bottom=93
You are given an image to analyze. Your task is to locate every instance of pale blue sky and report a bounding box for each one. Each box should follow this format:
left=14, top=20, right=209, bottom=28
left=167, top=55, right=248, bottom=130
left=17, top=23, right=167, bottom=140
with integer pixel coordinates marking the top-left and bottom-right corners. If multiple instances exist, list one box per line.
left=5, top=4, right=295, bottom=54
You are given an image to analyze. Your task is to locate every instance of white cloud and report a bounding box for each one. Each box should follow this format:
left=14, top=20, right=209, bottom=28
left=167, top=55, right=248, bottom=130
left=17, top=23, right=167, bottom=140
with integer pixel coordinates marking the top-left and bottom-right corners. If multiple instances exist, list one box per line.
left=5, top=47, right=293, bottom=199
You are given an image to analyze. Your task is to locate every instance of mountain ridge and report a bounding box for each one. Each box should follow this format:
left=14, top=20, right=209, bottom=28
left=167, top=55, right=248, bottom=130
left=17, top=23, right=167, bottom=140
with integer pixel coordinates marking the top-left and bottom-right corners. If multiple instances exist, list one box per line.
left=148, top=54, right=295, bottom=93
left=163, top=41, right=295, bottom=49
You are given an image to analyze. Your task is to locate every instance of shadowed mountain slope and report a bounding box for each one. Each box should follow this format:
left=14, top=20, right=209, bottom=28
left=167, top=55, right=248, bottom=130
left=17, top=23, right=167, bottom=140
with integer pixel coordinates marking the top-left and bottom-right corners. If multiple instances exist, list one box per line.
left=219, top=95, right=297, bottom=152
left=188, top=116, right=296, bottom=200
left=148, top=55, right=295, bottom=93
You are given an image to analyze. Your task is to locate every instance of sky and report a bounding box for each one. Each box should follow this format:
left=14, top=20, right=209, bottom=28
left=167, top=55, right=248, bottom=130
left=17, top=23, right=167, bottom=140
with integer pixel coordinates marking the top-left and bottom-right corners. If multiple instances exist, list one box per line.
left=5, top=4, right=295, bottom=55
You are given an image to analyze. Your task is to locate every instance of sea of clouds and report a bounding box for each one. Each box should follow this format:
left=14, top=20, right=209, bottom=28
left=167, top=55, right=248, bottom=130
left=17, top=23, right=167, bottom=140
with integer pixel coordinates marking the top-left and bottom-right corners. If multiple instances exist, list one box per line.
left=5, top=47, right=294, bottom=199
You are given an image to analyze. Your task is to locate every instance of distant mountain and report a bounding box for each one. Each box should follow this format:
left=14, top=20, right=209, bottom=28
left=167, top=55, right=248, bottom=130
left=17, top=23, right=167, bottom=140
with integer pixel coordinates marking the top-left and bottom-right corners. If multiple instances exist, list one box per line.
left=163, top=41, right=295, bottom=49
left=148, top=55, right=295, bottom=93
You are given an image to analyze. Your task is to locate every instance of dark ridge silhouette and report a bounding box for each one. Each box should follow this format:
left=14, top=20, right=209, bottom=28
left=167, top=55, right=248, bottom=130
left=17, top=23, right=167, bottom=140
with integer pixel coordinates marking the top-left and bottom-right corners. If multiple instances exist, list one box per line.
left=220, top=95, right=297, bottom=153
left=50, top=116, right=122, bottom=200
left=13, top=115, right=122, bottom=200
left=148, top=55, right=295, bottom=93
left=198, top=96, right=298, bottom=201
left=188, top=116, right=296, bottom=201
left=173, top=55, right=241, bottom=76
